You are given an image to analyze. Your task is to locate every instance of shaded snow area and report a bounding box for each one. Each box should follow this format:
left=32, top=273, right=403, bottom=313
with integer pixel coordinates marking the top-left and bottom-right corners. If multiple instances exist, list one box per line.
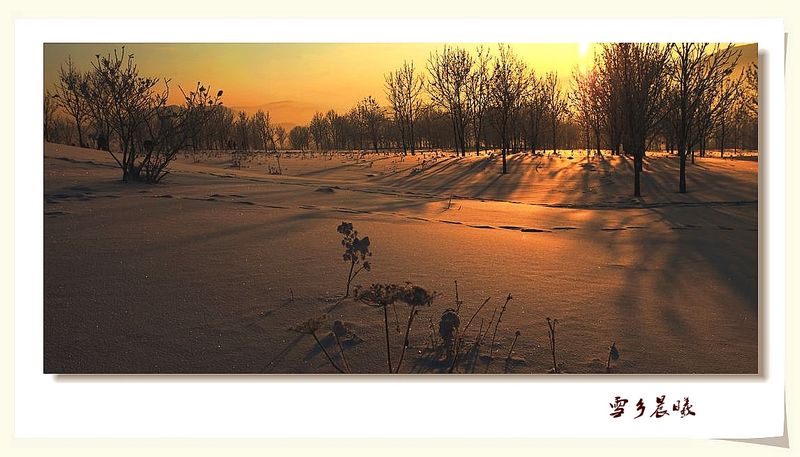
left=43, top=143, right=758, bottom=374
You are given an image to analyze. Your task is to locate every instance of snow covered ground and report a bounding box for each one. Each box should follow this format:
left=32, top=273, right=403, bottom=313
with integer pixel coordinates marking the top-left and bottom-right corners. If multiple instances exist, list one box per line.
left=43, top=143, right=758, bottom=374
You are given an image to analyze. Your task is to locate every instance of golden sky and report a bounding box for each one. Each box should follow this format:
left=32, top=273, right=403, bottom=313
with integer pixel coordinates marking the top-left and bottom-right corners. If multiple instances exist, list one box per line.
left=43, top=43, right=595, bottom=126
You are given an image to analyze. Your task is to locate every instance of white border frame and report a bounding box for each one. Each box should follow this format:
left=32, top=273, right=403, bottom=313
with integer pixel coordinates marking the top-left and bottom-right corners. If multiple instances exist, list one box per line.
left=15, top=18, right=785, bottom=439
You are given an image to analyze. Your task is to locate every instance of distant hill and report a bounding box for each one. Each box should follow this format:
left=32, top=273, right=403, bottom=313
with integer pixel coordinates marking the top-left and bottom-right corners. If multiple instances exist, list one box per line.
left=732, top=43, right=757, bottom=76
left=229, top=100, right=318, bottom=130
left=160, top=103, right=299, bottom=131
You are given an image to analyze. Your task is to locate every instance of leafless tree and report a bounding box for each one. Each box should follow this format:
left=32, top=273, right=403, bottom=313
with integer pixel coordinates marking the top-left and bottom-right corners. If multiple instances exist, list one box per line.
left=488, top=44, right=530, bottom=174
left=596, top=58, right=625, bottom=156
left=309, top=111, right=329, bottom=151
left=520, top=74, right=547, bottom=154
left=743, top=62, right=758, bottom=117
left=274, top=125, right=287, bottom=150
left=77, top=47, right=222, bottom=183
left=427, top=45, right=473, bottom=156
left=53, top=57, right=90, bottom=147
left=541, top=72, right=569, bottom=155
left=569, top=66, right=604, bottom=156
left=667, top=43, right=740, bottom=192
left=79, top=59, right=117, bottom=151
left=46, top=117, right=75, bottom=145
left=714, top=73, right=744, bottom=158
left=598, top=43, right=671, bottom=197
left=466, top=46, right=492, bottom=155
left=289, top=125, right=310, bottom=150
left=43, top=90, right=58, bottom=142
left=215, top=106, right=235, bottom=150
left=330, top=110, right=356, bottom=151
left=194, top=105, right=234, bottom=150
left=143, top=81, right=223, bottom=182
left=415, top=104, right=452, bottom=150
left=81, top=47, right=170, bottom=181
left=252, top=109, right=274, bottom=152
left=357, top=96, right=384, bottom=154
left=730, top=88, right=751, bottom=153
left=346, top=107, right=365, bottom=151
left=385, top=61, right=425, bottom=155
left=235, top=111, right=251, bottom=150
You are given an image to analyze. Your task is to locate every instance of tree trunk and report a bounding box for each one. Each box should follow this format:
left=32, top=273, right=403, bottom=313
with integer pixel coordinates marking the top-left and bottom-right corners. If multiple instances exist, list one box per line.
left=501, top=125, right=508, bottom=174
left=459, top=121, right=466, bottom=157
left=679, top=151, right=687, bottom=193
left=474, top=124, right=482, bottom=156
left=76, top=121, right=84, bottom=148
left=595, top=130, right=601, bottom=156
left=409, top=120, right=416, bottom=155
left=634, top=154, right=641, bottom=197
left=451, top=117, right=459, bottom=157
left=399, top=121, right=407, bottom=155
left=585, top=128, right=590, bottom=159
left=700, top=136, right=706, bottom=157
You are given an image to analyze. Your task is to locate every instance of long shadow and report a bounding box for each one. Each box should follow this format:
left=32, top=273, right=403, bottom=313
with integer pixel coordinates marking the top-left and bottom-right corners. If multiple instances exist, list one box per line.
left=469, top=154, right=532, bottom=200
left=648, top=205, right=758, bottom=312
left=421, top=157, right=497, bottom=194
left=397, top=157, right=465, bottom=184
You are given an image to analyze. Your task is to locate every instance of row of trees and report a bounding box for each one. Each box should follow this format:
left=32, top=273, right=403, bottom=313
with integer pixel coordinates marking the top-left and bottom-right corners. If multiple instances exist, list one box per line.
left=381, top=44, right=577, bottom=168
left=571, top=43, right=757, bottom=195
left=284, top=43, right=756, bottom=194
left=46, top=44, right=757, bottom=193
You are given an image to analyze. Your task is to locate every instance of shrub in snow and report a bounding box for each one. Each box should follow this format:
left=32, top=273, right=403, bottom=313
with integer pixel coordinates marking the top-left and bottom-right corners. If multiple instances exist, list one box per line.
left=337, top=222, right=371, bottom=297
left=355, top=282, right=435, bottom=373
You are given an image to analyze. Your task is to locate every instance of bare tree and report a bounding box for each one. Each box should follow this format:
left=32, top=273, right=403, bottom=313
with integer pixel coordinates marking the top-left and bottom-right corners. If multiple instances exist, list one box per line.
left=521, top=74, right=547, bottom=154
left=488, top=44, right=530, bottom=174
left=569, top=66, right=604, bottom=156
left=415, top=104, right=451, bottom=150
left=357, top=96, right=383, bottom=154
left=309, top=111, right=329, bottom=151
left=725, top=62, right=758, bottom=153
left=53, top=57, right=90, bottom=147
left=730, top=88, right=751, bottom=153
left=743, top=62, right=758, bottom=117
left=541, top=72, right=569, bottom=155
left=78, top=47, right=221, bottom=183
left=81, top=48, right=169, bottom=182
left=333, top=110, right=355, bottom=151
left=668, top=43, right=740, bottom=193
left=80, top=60, right=116, bottom=151
left=427, top=45, right=473, bottom=156
left=715, top=73, right=743, bottom=158
left=43, top=90, right=58, bottom=142
left=177, top=83, right=222, bottom=153
left=289, top=125, right=310, bottom=151
left=598, top=43, right=671, bottom=197
left=466, top=46, right=492, bottom=155
left=385, top=61, right=425, bottom=155
left=345, top=107, right=365, bottom=151
left=143, top=81, right=223, bottom=182
left=274, top=125, right=287, bottom=150
left=252, top=109, right=274, bottom=152
left=596, top=58, right=625, bottom=156
left=214, top=107, right=235, bottom=150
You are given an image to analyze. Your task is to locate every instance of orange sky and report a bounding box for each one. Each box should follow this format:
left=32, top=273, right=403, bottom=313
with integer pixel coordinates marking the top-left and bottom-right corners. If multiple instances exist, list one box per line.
left=43, top=43, right=597, bottom=126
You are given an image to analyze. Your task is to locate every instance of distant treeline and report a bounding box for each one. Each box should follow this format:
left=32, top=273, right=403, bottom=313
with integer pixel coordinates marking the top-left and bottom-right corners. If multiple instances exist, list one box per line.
left=45, top=43, right=757, bottom=194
